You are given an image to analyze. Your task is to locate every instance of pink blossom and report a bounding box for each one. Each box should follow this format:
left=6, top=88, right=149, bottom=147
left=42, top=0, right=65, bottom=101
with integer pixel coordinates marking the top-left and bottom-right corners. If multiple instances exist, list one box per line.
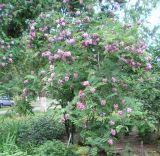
left=79, top=90, right=85, bottom=99
left=74, top=73, right=78, bottom=79
left=56, top=18, right=66, bottom=26
left=1, top=62, right=5, bottom=67
left=8, top=58, right=13, bottom=63
left=90, top=88, right=96, bottom=94
left=30, top=26, right=35, bottom=31
left=105, top=44, right=119, bottom=53
left=2, top=56, right=6, bottom=60
left=117, top=110, right=123, bottom=115
left=75, top=10, right=81, bottom=16
left=111, top=77, right=116, bottom=83
left=1, top=45, right=4, bottom=49
left=112, top=88, right=117, bottom=93
left=54, top=54, right=60, bottom=60
left=66, top=30, right=71, bottom=36
left=145, top=63, right=152, bottom=71
left=126, top=24, right=132, bottom=28
left=82, top=33, right=89, bottom=38
left=40, top=70, right=46, bottom=75
left=77, top=102, right=85, bottom=111
left=75, top=20, right=81, bottom=25
left=101, top=99, right=106, bottom=106
left=64, top=75, right=70, bottom=81
left=137, top=21, right=142, bottom=25
left=57, top=49, right=64, bottom=55
left=51, top=72, right=55, bottom=78
left=109, top=121, right=115, bottom=126
left=22, top=88, right=27, bottom=97
left=58, top=79, right=64, bottom=85
left=67, top=38, right=75, bottom=45
left=30, top=31, right=36, bottom=40
left=63, top=51, right=71, bottom=57
left=111, top=129, right=116, bottom=136
left=114, top=104, right=119, bottom=110
left=24, top=80, right=29, bottom=84
left=127, top=108, right=132, bottom=113
left=82, top=40, right=89, bottom=47
left=63, top=0, right=69, bottom=3
left=108, top=139, right=113, bottom=145
left=48, top=78, right=52, bottom=83
left=122, top=83, right=128, bottom=89
left=82, top=81, right=90, bottom=87
left=121, top=99, right=126, bottom=105
left=7, top=44, right=10, bottom=49
left=9, top=53, right=13, bottom=57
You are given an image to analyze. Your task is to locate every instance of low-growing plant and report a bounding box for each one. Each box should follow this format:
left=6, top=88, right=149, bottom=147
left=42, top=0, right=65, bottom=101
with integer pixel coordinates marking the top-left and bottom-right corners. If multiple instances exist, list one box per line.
left=14, top=97, right=33, bottom=116
left=33, top=140, right=71, bottom=156
left=16, top=115, right=65, bottom=149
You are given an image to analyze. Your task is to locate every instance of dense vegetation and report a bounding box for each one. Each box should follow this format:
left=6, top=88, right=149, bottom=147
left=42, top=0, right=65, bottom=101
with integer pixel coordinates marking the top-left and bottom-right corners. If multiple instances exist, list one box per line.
left=0, top=0, right=160, bottom=155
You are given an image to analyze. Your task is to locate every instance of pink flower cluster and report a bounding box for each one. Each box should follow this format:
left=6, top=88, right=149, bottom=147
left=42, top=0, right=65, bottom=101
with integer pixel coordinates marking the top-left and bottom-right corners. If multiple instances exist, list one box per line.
left=105, top=44, right=119, bottom=53
left=55, top=49, right=72, bottom=61
left=22, top=88, right=27, bottom=97
left=77, top=102, right=85, bottom=111
left=82, top=34, right=100, bottom=47
left=0, top=40, right=14, bottom=67
left=56, top=18, right=66, bottom=26
left=29, top=21, right=36, bottom=40
left=82, top=81, right=90, bottom=87
left=42, top=50, right=54, bottom=61
left=119, top=57, right=142, bottom=69
left=66, top=38, right=75, bottom=45
left=108, top=139, right=113, bottom=145
left=39, top=26, right=47, bottom=33
left=63, top=0, right=69, bottom=3
left=101, top=99, right=106, bottom=106
left=124, top=43, right=147, bottom=55
left=145, top=63, right=152, bottom=71
left=42, top=49, right=73, bottom=62
left=52, top=30, right=72, bottom=42
left=79, top=90, right=85, bottom=100
left=0, top=4, right=5, bottom=10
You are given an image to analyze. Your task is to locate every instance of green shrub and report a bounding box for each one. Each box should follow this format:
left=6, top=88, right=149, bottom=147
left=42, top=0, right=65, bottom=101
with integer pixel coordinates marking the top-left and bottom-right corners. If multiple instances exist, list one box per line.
left=33, top=140, right=71, bottom=156
left=14, top=98, right=33, bottom=116
left=0, top=119, right=20, bottom=146
left=16, top=115, right=65, bottom=149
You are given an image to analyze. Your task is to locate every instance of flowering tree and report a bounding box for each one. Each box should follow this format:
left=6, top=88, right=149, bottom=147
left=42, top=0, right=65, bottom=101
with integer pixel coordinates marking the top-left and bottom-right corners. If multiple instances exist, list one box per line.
left=16, top=1, right=153, bottom=153
left=0, top=0, right=157, bottom=154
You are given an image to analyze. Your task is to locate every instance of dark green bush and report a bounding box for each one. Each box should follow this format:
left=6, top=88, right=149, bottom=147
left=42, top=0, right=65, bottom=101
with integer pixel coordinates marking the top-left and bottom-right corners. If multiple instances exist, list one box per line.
left=0, top=119, right=20, bottom=146
left=33, top=140, right=72, bottom=156
left=16, top=115, right=65, bottom=148
left=0, top=0, right=54, bottom=38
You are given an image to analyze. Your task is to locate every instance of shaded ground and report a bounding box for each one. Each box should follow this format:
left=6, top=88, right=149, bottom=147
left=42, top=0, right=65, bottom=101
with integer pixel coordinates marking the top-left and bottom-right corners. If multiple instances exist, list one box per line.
left=113, top=131, right=160, bottom=156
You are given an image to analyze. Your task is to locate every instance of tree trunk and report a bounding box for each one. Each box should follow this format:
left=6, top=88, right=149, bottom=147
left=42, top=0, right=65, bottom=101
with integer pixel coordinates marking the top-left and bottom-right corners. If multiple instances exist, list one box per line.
left=39, top=91, right=47, bottom=112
